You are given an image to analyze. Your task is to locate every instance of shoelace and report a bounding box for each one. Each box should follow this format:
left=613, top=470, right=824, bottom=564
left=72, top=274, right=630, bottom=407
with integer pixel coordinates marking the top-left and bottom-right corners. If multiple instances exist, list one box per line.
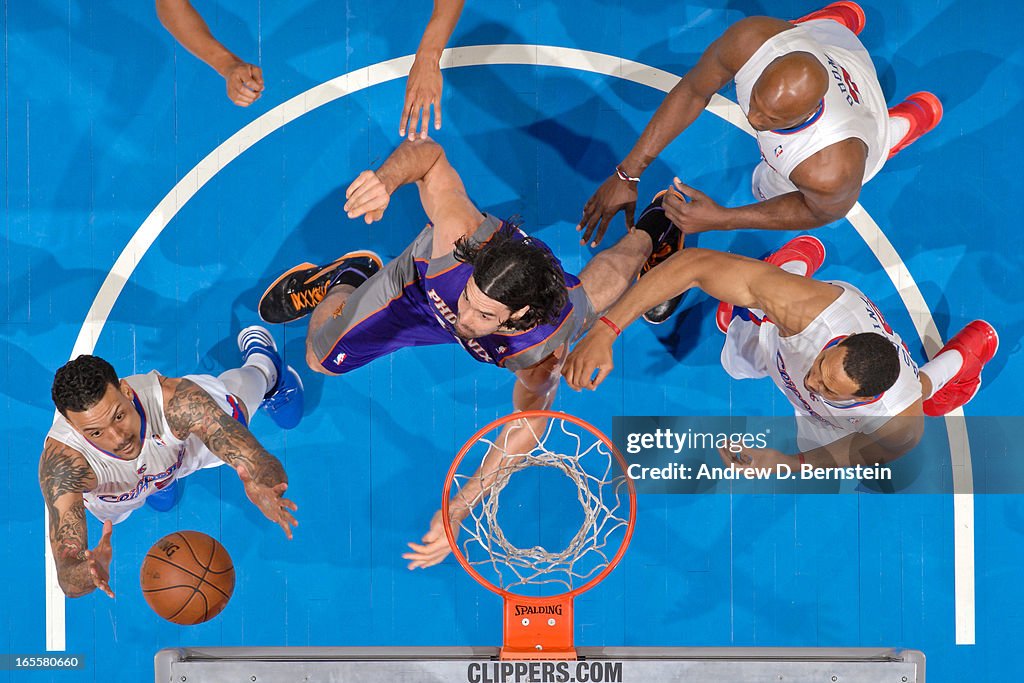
left=643, top=242, right=675, bottom=272
left=289, top=281, right=329, bottom=312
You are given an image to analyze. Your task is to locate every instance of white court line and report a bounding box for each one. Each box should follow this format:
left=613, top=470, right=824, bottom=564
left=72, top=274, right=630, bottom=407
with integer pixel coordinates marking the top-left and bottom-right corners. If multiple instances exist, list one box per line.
left=46, top=43, right=974, bottom=649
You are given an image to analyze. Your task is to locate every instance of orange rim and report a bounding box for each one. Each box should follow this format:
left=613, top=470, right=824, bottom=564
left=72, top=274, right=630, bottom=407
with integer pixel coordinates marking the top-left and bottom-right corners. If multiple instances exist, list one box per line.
left=442, top=409, right=637, bottom=600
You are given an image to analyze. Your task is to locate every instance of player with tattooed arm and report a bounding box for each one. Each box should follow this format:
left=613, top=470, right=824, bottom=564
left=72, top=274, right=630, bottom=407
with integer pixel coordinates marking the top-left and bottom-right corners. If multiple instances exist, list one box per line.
left=39, top=326, right=303, bottom=599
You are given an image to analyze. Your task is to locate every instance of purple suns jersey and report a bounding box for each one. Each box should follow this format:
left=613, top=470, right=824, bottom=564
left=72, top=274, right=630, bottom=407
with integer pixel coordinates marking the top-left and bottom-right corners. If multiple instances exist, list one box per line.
left=310, top=214, right=597, bottom=375
left=409, top=214, right=595, bottom=371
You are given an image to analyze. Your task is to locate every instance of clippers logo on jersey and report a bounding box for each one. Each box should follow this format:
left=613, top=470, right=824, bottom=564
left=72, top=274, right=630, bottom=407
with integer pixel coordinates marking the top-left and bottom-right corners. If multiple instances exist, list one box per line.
left=426, top=288, right=493, bottom=363
left=826, top=54, right=861, bottom=106
left=97, top=446, right=185, bottom=504
left=775, top=351, right=837, bottom=429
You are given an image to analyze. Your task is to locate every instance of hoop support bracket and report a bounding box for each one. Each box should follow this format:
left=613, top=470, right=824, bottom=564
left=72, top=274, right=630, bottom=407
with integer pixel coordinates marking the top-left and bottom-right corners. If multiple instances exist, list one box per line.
left=501, top=595, right=577, bottom=660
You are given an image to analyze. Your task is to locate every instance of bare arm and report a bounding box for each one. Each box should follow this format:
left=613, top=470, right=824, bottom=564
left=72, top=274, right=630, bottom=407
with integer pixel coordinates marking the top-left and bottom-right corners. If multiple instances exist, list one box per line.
left=800, top=404, right=925, bottom=468
left=724, top=401, right=925, bottom=472
left=449, top=354, right=562, bottom=520
left=416, top=0, right=464, bottom=63
left=607, top=248, right=838, bottom=338
left=164, top=377, right=284, bottom=485
left=563, top=248, right=841, bottom=390
left=400, top=0, right=466, bottom=138
left=155, top=0, right=263, bottom=106
left=710, top=138, right=868, bottom=231
left=39, top=439, right=104, bottom=598
left=620, top=17, right=784, bottom=176
left=580, top=17, right=791, bottom=243
left=163, top=378, right=298, bottom=537
left=343, top=138, right=484, bottom=255
left=403, top=353, right=561, bottom=569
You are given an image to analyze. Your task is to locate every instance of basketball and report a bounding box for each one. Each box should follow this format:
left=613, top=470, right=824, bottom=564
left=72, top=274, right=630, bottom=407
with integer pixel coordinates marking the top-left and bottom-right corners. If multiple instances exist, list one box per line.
left=140, top=531, right=235, bottom=625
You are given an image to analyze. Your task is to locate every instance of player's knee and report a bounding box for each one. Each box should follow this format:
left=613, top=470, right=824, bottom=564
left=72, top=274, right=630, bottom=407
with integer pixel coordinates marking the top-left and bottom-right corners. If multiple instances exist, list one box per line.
left=305, top=343, right=344, bottom=376
left=305, top=343, right=328, bottom=375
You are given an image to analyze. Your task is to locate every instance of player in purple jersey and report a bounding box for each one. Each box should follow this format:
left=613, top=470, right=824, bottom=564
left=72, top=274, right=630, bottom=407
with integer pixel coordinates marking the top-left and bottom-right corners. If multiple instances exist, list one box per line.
left=258, top=137, right=684, bottom=568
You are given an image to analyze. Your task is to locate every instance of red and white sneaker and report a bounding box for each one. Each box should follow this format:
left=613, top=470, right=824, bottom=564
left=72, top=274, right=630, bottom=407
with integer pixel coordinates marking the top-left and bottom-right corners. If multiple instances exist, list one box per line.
left=887, top=92, right=943, bottom=159
left=793, top=1, right=866, bottom=35
left=923, top=320, right=999, bottom=416
left=716, top=235, right=826, bottom=333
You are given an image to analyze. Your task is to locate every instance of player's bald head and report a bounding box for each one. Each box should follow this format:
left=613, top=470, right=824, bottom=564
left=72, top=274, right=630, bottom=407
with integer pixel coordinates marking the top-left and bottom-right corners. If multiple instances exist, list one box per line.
left=748, top=52, right=829, bottom=131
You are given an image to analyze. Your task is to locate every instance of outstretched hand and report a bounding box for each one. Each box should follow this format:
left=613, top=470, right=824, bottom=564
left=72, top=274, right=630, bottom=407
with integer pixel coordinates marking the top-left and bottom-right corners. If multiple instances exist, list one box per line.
left=84, top=520, right=115, bottom=599
left=402, top=509, right=459, bottom=570
left=344, top=170, right=391, bottom=224
left=236, top=465, right=298, bottom=539
left=578, top=174, right=638, bottom=247
left=222, top=61, right=264, bottom=107
left=400, top=56, right=443, bottom=139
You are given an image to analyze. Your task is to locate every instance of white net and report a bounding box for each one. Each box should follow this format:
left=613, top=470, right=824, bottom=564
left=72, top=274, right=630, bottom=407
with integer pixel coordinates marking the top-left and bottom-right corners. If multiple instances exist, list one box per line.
left=448, top=414, right=633, bottom=595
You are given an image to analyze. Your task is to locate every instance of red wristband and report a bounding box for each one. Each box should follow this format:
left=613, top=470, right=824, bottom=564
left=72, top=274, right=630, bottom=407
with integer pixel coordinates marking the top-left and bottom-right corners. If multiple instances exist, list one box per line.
left=798, top=454, right=806, bottom=466
left=598, top=316, right=622, bottom=337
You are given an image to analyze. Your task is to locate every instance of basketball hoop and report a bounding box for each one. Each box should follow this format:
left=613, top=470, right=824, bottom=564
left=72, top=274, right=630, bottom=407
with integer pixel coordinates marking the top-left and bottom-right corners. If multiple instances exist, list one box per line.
left=442, top=410, right=636, bottom=660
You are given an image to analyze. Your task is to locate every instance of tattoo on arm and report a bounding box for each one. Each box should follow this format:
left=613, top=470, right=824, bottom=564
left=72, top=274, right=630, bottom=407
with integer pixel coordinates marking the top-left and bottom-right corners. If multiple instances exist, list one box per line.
left=39, top=441, right=93, bottom=506
left=55, top=500, right=88, bottom=562
left=164, top=379, right=287, bottom=487
left=39, top=441, right=95, bottom=594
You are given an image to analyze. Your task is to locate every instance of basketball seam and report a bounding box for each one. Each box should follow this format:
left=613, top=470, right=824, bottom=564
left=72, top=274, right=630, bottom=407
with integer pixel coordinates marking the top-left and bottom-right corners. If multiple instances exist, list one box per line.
left=174, top=532, right=207, bottom=567
left=166, top=586, right=201, bottom=623
left=142, top=555, right=232, bottom=601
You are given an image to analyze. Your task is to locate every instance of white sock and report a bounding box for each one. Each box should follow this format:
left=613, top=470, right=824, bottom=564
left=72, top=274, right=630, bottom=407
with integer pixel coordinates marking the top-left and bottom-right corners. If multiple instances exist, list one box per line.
left=780, top=260, right=808, bottom=277
left=920, top=350, right=964, bottom=399
left=888, top=116, right=912, bottom=150
left=220, top=362, right=275, bottom=418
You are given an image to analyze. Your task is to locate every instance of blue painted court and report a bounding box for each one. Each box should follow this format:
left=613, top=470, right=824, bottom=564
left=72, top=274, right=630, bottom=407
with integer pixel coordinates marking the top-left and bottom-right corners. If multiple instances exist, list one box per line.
left=2, top=0, right=1021, bottom=680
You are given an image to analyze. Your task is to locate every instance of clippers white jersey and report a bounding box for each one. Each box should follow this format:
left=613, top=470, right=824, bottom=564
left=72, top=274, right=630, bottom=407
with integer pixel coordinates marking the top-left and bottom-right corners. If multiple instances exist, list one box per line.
left=722, top=282, right=922, bottom=450
left=763, top=282, right=921, bottom=449
left=735, top=20, right=889, bottom=188
left=46, top=371, right=240, bottom=524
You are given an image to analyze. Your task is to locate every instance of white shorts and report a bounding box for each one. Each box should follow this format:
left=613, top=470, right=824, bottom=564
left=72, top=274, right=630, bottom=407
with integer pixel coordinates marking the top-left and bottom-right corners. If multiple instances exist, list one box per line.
left=720, top=314, right=770, bottom=380
left=751, top=160, right=800, bottom=201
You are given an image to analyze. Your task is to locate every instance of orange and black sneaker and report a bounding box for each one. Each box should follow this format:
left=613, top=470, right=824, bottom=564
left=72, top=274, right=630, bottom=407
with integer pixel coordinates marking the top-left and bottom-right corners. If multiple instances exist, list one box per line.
left=258, top=250, right=383, bottom=324
left=637, top=190, right=687, bottom=324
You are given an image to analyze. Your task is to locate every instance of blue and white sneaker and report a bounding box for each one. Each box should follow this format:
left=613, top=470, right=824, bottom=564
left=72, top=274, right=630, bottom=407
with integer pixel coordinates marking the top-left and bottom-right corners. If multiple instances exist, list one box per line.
left=146, top=479, right=182, bottom=512
left=238, top=325, right=305, bottom=430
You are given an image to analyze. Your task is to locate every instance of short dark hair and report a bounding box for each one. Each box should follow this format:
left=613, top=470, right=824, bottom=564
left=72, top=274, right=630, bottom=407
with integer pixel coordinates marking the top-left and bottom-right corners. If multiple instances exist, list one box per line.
left=839, top=333, right=900, bottom=397
left=52, top=355, right=120, bottom=417
left=453, top=219, right=568, bottom=331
